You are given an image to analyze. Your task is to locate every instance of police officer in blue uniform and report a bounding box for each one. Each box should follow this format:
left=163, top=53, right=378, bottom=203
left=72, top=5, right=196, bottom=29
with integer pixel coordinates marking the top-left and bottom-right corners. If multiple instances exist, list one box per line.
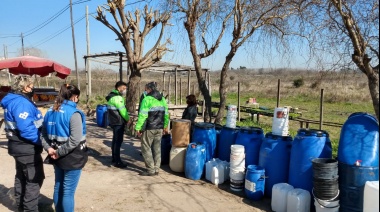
left=0, top=76, right=44, bottom=212
left=41, top=84, right=87, bottom=212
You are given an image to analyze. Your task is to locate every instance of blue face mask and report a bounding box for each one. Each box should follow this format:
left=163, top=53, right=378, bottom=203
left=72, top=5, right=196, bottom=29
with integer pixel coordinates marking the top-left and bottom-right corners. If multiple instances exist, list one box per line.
left=143, top=91, right=147, bottom=95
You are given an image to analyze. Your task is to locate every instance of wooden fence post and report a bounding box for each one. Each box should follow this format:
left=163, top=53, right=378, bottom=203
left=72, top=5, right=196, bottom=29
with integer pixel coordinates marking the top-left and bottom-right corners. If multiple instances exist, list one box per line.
left=238, top=82, right=241, bottom=122
left=319, top=89, right=324, bottom=130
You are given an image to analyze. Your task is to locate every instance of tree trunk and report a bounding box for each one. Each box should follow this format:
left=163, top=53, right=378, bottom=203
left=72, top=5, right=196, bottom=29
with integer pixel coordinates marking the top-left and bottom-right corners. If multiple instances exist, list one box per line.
left=367, top=72, right=379, bottom=120
left=215, top=52, right=235, bottom=124
left=186, top=24, right=212, bottom=122
left=126, top=69, right=141, bottom=115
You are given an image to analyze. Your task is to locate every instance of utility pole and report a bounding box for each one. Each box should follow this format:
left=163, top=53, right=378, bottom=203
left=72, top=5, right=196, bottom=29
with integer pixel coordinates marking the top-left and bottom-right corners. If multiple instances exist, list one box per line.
left=85, top=6, right=91, bottom=96
left=3, top=45, right=11, bottom=84
left=70, top=0, right=80, bottom=89
left=21, top=33, right=25, bottom=56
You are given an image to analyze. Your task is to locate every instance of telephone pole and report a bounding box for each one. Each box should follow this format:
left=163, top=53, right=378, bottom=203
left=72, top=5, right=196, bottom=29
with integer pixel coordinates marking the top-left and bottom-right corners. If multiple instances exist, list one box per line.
left=3, top=45, right=11, bottom=83
left=70, top=0, right=80, bottom=89
left=21, top=33, right=25, bottom=56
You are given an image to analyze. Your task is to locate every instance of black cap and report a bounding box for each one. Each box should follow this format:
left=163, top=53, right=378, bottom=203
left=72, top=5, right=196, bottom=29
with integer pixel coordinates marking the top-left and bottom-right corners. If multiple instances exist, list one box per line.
left=146, top=82, right=157, bottom=90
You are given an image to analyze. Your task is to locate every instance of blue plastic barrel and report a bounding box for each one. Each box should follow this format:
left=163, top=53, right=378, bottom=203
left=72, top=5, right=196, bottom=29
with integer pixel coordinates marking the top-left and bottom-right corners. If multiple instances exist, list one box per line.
left=245, top=165, right=265, bottom=201
left=338, top=162, right=379, bottom=212
left=218, top=126, right=240, bottom=162
left=235, top=127, right=264, bottom=167
left=185, top=143, right=206, bottom=180
left=215, top=124, right=223, bottom=158
left=96, top=105, right=108, bottom=128
left=288, top=129, right=332, bottom=194
left=338, top=112, right=379, bottom=167
left=192, top=123, right=216, bottom=162
left=259, top=133, right=293, bottom=197
left=161, top=134, right=172, bottom=165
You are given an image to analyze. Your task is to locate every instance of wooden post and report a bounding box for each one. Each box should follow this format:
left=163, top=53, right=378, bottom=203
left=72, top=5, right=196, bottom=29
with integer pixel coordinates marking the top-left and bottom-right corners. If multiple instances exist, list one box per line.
left=85, top=6, right=91, bottom=96
left=70, top=0, right=80, bottom=90
left=208, top=72, right=211, bottom=96
left=180, top=78, right=182, bottom=105
left=119, top=52, right=123, bottom=81
left=175, top=68, right=178, bottom=105
left=163, top=72, right=166, bottom=94
left=202, top=99, right=205, bottom=120
left=193, top=84, right=196, bottom=94
left=276, top=79, right=281, bottom=108
left=168, top=75, right=171, bottom=104
left=238, top=82, right=241, bottom=122
left=188, top=69, right=191, bottom=95
left=319, top=89, right=324, bottom=130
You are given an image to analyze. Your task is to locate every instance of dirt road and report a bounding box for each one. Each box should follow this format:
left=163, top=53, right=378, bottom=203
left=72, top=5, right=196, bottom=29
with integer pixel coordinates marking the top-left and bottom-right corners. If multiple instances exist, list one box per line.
left=0, top=118, right=271, bottom=212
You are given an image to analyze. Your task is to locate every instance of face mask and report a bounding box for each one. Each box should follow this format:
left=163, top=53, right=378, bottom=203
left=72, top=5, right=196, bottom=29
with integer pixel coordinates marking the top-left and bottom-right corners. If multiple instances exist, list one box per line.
left=120, top=90, right=126, bottom=95
left=143, top=91, right=147, bottom=95
left=26, top=89, right=34, bottom=99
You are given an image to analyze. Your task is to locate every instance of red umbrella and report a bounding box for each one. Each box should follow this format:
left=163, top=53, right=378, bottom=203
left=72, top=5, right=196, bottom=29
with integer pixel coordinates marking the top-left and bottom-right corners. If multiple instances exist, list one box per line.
left=0, top=56, right=71, bottom=79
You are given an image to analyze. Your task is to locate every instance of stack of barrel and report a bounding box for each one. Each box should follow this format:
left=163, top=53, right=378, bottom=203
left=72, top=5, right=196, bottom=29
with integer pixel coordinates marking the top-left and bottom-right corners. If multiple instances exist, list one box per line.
left=169, top=119, right=192, bottom=173
left=312, top=158, right=340, bottom=211
left=337, top=113, right=379, bottom=212
left=258, top=107, right=292, bottom=198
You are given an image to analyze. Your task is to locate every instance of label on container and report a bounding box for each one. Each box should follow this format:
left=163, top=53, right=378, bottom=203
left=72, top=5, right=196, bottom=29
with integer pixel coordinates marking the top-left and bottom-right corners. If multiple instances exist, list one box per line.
left=245, top=179, right=256, bottom=192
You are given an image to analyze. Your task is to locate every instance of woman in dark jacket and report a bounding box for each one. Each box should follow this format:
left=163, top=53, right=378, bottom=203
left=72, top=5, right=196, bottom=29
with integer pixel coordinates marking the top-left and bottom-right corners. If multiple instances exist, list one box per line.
left=182, top=94, right=197, bottom=123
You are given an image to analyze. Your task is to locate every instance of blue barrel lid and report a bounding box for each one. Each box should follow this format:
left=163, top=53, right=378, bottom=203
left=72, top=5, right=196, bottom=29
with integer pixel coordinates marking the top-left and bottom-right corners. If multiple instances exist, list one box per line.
left=297, top=128, right=329, bottom=137
left=215, top=124, right=223, bottom=130
left=348, top=112, right=379, bottom=123
left=265, top=132, right=293, bottom=141
left=188, top=142, right=205, bottom=149
left=194, top=122, right=215, bottom=129
left=239, top=126, right=263, bottom=134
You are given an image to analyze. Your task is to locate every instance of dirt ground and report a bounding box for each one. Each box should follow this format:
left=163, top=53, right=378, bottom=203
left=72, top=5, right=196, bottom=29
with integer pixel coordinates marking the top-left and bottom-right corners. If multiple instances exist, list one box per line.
left=0, top=118, right=271, bottom=212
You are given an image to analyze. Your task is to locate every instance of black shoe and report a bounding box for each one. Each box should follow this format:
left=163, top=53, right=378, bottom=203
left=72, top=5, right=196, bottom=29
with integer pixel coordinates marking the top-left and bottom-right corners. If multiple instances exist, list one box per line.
left=114, top=162, right=127, bottom=168
left=140, top=171, right=155, bottom=176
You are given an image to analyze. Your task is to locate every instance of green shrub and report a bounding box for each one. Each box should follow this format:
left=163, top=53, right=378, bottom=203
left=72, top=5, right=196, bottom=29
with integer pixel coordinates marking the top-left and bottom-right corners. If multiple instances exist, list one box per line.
left=293, top=78, right=304, bottom=88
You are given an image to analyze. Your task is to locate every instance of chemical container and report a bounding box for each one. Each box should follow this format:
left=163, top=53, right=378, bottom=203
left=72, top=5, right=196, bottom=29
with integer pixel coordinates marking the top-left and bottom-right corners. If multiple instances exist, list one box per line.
left=171, top=119, right=191, bottom=147
left=169, top=146, right=187, bottom=172
left=363, top=181, right=379, bottom=212
left=287, top=188, right=311, bottom=212
left=259, top=133, right=292, bottom=197
left=218, top=126, right=240, bottom=162
left=271, top=183, right=294, bottom=212
left=161, top=134, right=172, bottom=165
left=185, top=143, right=206, bottom=180
left=192, top=122, right=216, bottom=162
left=272, top=107, right=289, bottom=136
left=235, top=127, right=264, bottom=167
left=96, top=104, right=108, bottom=128
left=245, top=165, right=265, bottom=201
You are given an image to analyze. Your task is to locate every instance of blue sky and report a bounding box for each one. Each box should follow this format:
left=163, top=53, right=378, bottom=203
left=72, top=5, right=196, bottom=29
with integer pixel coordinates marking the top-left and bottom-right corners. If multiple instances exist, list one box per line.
left=0, top=0, right=311, bottom=72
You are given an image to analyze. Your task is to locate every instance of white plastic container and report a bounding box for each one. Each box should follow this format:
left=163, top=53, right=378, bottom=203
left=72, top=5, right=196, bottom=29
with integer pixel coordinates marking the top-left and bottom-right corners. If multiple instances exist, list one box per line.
left=230, top=145, right=245, bottom=169
left=169, top=146, right=187, bottom=172
left=364, top=181, right=379, bottom=212
left=271, top=183, right=294, bottom=212
left=230, top=167, right=245, bottom=191
left=205, top=159, right=220, bottom=181
left=222, top=161, right=230, bottom=180
left=211, top=164, right=226, bottom=185
left=226, top=105, right=238, bottom=128
left=272, top=107, right=289, bottom=136
left=286, top=188, right=311, bottom=212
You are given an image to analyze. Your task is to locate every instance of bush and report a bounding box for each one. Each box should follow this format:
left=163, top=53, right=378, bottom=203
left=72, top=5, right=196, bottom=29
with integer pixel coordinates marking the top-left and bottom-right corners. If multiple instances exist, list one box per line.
left=293, top=78, right=304, bottom=88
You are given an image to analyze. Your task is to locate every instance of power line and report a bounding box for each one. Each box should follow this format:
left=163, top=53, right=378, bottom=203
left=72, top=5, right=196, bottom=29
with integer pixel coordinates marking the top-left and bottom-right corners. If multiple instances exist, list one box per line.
left=5, top=1, right=91, bottom=48
left=33, top=15, right=89, bottom=47
left=24, top=0, right=91, bottom=37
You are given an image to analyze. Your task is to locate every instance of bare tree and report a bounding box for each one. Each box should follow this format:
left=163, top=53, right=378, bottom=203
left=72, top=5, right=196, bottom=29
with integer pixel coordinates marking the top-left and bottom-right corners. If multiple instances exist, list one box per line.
left=96, top=1, right=171, bottom=113
left=18, top=47, right=46, bottom=57
left=215, top=0, right=298, bottom=124
left=298, top=0, right=379, bottom=119
left=169, top=0, right=234, bottom=122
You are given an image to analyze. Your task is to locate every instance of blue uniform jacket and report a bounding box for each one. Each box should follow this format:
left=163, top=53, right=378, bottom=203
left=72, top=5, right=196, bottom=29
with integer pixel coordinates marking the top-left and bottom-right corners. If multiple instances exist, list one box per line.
left=1, top=92, right=43, bottom=144
left=44, top=100, right=86, bottom=143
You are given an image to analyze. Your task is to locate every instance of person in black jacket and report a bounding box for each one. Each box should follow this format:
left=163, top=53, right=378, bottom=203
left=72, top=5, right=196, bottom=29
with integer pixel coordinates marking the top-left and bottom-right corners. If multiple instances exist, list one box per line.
left=182, top=94, right=197, bottom=124
left=0, top=76, right=44, bottom=212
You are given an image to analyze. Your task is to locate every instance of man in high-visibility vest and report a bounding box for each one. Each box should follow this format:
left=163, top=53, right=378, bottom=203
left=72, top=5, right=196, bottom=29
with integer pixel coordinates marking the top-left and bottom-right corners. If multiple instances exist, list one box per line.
left=106, top=81, right=130, bottom=168
left=135, top=82, right=169, bottom=176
